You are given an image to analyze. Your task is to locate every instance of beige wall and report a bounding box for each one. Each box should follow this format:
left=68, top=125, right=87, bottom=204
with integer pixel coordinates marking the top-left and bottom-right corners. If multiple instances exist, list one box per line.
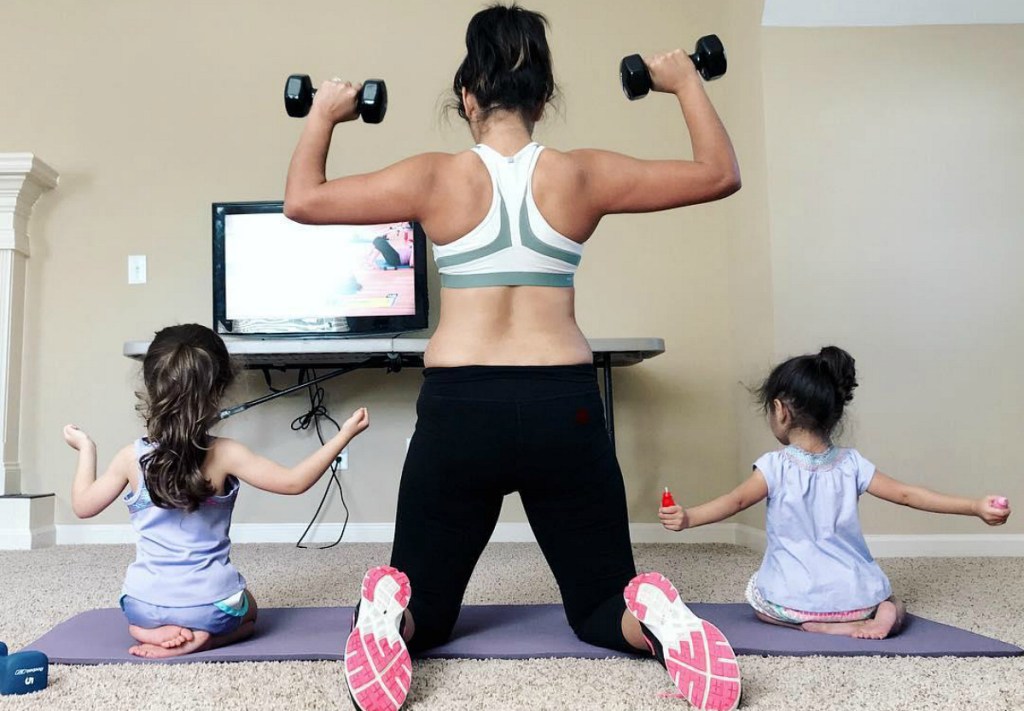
left=762, top=24, right=1024, bottom=533
left=2, top=2, right=1019, bottom=536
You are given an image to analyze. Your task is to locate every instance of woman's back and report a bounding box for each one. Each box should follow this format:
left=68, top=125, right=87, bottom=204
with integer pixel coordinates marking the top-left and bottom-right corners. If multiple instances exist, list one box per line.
left=285, top=57, right=737, bottom=368
left=422, top=140, right=594, bottom=366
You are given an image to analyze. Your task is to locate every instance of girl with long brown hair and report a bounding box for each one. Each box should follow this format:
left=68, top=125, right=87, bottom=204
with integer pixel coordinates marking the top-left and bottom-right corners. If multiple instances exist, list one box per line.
left=64, top=323, right=369, bottom=658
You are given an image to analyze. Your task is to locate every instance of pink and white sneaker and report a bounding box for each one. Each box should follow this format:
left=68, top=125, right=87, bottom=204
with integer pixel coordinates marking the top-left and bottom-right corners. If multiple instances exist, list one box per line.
left=624, top=572, right=741, bottom=711
left=344, top=566, right=413, bottom=711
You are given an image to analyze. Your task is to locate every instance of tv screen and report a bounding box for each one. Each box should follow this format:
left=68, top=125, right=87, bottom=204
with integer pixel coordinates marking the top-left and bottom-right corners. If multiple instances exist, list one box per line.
left=212, top=201, right=428, bottom=337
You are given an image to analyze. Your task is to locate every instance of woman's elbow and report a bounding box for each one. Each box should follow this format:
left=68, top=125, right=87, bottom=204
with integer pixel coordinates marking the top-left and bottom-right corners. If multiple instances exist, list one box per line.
left=716, top=168, right=741, bottom=199
left=283, top=196, right=311, bottom=224
left=693, top=166, right=741, bottom=203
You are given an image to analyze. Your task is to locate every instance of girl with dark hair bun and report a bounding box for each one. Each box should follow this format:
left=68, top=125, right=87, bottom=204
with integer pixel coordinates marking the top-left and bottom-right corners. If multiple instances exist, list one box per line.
left=64, top=324, right=369, bottom=659
left=659, top=346, right=1012, bottom=640
left=285, top=4, right=741, bottom=709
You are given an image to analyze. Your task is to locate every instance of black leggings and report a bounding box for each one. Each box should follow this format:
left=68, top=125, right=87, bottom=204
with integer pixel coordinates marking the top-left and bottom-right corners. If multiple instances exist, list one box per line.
left=390, top=365, right=638, bottom=654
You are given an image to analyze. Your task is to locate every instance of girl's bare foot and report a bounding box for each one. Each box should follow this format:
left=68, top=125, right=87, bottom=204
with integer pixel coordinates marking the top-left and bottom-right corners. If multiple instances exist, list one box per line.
left=129, top=630, right=212, bottom=658
left=852, top=601, right=899, bottom=639
left=128, top=624, right=195, bottom=648
left=801, top=620, right=867, bottom=636
left=801, top=601, right=900, bottom=639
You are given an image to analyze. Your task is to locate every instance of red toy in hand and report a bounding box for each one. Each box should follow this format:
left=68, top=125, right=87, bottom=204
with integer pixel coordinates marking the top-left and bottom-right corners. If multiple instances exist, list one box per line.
left=661, top=487, right=676, bottom=508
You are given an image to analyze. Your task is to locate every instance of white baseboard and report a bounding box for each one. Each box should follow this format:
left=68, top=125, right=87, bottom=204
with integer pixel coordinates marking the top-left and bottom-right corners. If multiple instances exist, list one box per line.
left=0, top=525, right=55, bottom=550
left=0, top=495, right=56, bottom=550
left=52, top=522, right=1024, bottom=557
left=860, top=534, right=1024, bottom=558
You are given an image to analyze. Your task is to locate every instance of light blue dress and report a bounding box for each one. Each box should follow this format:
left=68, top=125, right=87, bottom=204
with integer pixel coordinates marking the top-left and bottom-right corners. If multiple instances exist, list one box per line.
left=753, top=446, right=892, bottom=612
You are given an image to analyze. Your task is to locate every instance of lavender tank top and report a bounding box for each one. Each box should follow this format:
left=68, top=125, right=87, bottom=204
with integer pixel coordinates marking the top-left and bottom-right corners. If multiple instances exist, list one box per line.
left=122, top=438, right=246, bottom=606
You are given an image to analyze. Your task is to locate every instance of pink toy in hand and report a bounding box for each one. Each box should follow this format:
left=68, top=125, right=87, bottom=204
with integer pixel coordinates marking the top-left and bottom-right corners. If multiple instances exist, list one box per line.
left=994, top=497, right=1009, bottom=509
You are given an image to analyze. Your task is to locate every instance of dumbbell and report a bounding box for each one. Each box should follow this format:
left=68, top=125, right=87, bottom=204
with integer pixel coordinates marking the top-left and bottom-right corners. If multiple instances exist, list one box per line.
left=0, top=646, right=48, bottom=696
left=284, top=74, right=388, bottom=123
left=620, top=34, right=727, bottom=101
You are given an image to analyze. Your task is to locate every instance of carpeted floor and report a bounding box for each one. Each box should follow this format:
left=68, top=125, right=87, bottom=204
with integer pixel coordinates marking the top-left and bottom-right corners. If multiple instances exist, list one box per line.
left=1, top=542, right=1021, bottom=710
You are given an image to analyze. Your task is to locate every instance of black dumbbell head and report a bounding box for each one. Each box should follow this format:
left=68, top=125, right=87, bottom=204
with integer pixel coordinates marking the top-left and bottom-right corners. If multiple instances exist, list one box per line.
left=619, top=54, right=650, bottom=101
left=284, top=74, right=314, bottom=118
left=359, top=79, right=388, bottom=124
left=692, top=35, right=727, bottom=81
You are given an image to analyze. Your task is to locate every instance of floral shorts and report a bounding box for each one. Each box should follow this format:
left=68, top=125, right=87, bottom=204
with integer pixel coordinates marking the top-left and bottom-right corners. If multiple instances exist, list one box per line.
left=745, top=574, right=877, bottom=625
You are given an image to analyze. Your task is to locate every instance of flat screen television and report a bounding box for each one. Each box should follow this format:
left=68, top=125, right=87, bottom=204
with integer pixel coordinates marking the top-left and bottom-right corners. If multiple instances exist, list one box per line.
left=212, top=201, right=428, bottom=337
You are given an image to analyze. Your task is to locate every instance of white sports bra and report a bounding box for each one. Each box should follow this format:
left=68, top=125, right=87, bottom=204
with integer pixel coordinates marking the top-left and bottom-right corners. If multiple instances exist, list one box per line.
left=433, top=142, right=583, bottom=288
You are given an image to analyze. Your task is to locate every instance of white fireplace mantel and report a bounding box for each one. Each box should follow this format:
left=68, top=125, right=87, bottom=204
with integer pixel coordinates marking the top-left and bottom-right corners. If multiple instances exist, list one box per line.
left=0, top=152, right=58, bottom=549
left=0, top=153, right=59, bottom=256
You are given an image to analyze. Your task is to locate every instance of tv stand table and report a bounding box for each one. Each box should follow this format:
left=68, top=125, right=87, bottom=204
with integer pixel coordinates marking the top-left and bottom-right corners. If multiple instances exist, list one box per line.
left=123, top=337, right=665, bottom=449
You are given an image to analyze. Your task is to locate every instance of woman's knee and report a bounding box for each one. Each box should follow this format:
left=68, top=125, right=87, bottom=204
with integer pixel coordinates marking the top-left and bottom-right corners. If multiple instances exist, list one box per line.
left=406, top=620, right=456, bottom=654
left=566, top=599, right=636, bottom=654
left=405, top=603, right=459, bottom=653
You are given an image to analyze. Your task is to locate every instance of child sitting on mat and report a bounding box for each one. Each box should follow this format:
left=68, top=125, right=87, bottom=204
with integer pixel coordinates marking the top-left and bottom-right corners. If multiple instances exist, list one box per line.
left=660, top=346, right=1011, bottom=639
left=63, top=323, right=369, bottom=658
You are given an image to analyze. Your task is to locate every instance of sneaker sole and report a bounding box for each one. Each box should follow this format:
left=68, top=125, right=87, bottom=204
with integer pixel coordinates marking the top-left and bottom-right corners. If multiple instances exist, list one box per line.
left=344, top=566, right=413, bottom=711
left=624, top=572, right=741, bottom=711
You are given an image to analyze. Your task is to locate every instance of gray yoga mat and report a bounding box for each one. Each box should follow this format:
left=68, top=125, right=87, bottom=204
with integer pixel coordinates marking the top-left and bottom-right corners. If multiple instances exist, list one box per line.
left=25, top=604, right=1022, bottom=665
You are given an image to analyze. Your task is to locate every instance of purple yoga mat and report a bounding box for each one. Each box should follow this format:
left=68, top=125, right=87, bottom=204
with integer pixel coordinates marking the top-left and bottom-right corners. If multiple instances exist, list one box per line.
left=25, top=604, right=1022, bottom=665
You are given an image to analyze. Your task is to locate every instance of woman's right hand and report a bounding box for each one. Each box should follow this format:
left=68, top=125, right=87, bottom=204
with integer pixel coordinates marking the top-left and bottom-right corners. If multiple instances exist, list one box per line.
left=311, top=79, right=363, bottom=125
left=646, top=50, right=700, bottom=95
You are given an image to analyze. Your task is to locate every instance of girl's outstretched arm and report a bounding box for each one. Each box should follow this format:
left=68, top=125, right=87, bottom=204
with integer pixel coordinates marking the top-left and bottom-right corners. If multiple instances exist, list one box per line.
left=63, top=425, right=131, bottom=518
left=661, top=469, right=769, bottom=531
left=867, top=471, right=1011, bottom=525
left=215, top=408, right=369, bottom=495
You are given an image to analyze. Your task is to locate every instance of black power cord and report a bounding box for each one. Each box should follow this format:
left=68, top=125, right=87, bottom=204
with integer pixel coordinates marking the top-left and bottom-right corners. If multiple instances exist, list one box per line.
left=247, top=337, right=412, bottom=549
left=290, top=368, right=350, bottom=549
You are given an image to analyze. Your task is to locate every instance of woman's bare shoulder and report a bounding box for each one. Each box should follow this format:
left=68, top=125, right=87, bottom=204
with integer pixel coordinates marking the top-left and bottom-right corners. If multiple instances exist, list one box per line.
left=533, top=146, right=589, bottom=187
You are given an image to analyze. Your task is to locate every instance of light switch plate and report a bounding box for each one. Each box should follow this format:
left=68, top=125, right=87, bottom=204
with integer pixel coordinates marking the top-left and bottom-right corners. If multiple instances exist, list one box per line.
left=128, top=255, right=147, bottom=284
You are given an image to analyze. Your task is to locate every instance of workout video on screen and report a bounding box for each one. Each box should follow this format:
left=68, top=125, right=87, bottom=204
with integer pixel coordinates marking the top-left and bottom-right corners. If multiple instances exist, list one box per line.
left=224, top=214, right=416, bottom=321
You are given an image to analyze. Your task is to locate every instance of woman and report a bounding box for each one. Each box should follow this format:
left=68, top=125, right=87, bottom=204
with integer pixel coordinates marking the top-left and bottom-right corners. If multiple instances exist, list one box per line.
left=285, top=5, right=741, bottom=711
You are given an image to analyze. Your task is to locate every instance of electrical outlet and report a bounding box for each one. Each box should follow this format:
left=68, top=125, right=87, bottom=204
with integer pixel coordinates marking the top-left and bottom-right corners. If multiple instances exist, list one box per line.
left=128, top=255, right=147, bottom=284
left=336, top=449, right=348, bottom=470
